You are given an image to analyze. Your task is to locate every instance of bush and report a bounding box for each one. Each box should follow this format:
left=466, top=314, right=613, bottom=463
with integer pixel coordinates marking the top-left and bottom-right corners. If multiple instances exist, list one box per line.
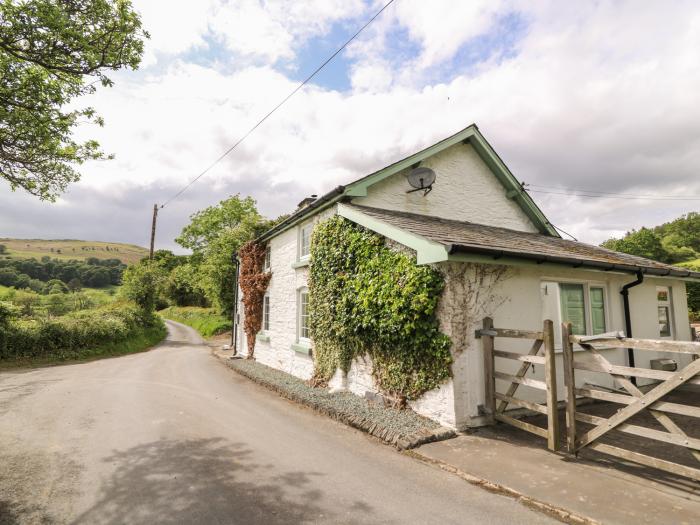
left=121, top=260, right=167, bottom=312
left=0, top=301, right=163, bottom=360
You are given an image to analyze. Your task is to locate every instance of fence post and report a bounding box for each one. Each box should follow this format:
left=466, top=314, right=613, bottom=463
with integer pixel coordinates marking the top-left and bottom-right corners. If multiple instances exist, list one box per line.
left=543, top=319, right=559, bottom=451
left=482, top=317, right=496, bottom=424
left=561, top=322, right=577, bottom=454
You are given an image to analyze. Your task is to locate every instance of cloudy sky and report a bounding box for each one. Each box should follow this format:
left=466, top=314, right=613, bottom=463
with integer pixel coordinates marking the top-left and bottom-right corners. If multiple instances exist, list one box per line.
left=2, top=0, right=699, bottom=251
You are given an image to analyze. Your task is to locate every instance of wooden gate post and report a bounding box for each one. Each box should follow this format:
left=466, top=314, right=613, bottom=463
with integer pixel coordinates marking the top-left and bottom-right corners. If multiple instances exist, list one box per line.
left=482, top=317, right=496, bottom=424
left=543, top=319, right=559, bottom=451
left=561, top=322, right=577, bottom=454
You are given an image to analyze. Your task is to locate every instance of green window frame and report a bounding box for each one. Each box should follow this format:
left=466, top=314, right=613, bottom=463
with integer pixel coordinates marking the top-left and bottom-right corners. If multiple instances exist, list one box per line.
left=559, top=283, right=587, bottom=336
left=549, top=281, right=608, bottom=338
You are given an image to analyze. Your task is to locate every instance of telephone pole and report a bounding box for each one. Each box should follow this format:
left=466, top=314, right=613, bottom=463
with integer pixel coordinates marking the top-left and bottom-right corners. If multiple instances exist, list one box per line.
left=149, top=204, right=158, bottom=260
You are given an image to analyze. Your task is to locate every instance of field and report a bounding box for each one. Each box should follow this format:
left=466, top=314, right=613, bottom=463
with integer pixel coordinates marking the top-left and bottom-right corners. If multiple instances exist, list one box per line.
left=0, top=238, right=149, bottom=265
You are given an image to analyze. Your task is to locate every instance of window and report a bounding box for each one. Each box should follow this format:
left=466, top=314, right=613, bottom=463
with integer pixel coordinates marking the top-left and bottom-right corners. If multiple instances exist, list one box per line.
left=298, top=288, right=310, bottom=342
left=559, top=283, right=586, bottom=335
left=657, top=286, right=673, bottom=338
left=263, top=245, right=271, bottom=271
left=299, top=223, right=312, bottom=260
left=541, top=281, right=608, bottom=340
left=262, top=294, right=270, bottom=332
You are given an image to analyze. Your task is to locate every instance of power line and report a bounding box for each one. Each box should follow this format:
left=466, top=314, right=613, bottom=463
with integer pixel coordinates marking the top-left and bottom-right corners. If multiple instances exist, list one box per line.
left=525, top=184, right=700, bottom=201
left=160, top=0, right=397, bottom=208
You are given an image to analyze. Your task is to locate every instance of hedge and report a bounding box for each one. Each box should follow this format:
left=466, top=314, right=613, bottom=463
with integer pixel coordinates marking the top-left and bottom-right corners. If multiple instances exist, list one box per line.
left=0, top=301, right=164, bottom=360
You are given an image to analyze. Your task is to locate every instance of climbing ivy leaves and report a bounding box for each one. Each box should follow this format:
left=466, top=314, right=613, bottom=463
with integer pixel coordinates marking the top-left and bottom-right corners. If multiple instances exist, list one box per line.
left=309, top=216, right=452, bottom=404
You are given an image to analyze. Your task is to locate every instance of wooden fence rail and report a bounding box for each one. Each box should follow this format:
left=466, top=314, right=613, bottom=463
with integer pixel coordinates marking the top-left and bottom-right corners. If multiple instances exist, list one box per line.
left=478, top=318, right=559, bottom=451
left=562, top=322, right=700, bottom=482
left=481, top=317, right=700, bottom=481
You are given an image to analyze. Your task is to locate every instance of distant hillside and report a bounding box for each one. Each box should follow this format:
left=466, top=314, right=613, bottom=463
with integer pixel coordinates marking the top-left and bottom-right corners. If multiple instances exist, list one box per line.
left=0, top=238, right=149, bottom=265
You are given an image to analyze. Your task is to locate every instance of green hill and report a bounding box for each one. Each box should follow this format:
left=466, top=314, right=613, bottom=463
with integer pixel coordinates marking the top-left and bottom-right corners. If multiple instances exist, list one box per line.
left=0, top=238, right=149, bottom=265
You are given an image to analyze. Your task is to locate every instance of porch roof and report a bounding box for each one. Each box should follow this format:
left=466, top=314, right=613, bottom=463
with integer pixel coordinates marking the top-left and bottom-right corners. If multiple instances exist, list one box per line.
left=345, top=205, right=700, bottom=280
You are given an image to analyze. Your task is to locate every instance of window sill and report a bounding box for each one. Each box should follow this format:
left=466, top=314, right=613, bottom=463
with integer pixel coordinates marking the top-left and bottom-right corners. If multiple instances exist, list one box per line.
left=256, top=333, right=270, bottom=342
left=291, top=343, right=312, bottom=356
left=291, top=259, right=310, bottom=269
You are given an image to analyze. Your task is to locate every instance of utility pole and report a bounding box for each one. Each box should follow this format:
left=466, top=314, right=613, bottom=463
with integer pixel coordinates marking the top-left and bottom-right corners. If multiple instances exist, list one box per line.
left=149, top=204, right=158, bottom=260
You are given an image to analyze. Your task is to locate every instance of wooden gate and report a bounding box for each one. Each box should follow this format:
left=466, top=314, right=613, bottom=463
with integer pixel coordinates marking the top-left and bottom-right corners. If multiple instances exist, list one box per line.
left=561, top=323, right=700, bottom=481
left=478, top=318, right=560, bottom=451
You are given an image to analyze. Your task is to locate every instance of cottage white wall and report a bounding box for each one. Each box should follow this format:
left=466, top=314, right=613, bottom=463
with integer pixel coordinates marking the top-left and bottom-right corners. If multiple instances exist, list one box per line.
left=447, top=262, right=694, bottom=428
left=352, top=143, right=539, bottom=233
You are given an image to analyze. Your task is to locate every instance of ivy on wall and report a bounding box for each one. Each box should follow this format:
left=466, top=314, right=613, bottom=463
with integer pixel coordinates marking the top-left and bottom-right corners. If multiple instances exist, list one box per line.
left=308, top=216, right=452, bottom=404
left=239, top=241, right=271, bottom=358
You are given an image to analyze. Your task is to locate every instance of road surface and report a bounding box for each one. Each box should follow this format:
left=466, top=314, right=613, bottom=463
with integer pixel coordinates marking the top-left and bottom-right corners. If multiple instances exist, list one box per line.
left=0, top=321, right=556, bottom=524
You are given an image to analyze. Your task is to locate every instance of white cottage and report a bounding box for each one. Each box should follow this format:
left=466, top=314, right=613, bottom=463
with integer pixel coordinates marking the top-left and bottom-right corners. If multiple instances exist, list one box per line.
left=234, top=124, right=699, bottom=430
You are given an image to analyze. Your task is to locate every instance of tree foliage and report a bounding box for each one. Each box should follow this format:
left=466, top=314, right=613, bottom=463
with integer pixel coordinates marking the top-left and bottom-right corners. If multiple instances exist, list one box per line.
left=601, top=212, right=700, bottom=316
left=120, top=260, right=165, bottom=313
left=174, top=195, right=273, bottom=315
left=309, top=217, right=452, bottom=404
left=0, top=0, right=148, bottom=199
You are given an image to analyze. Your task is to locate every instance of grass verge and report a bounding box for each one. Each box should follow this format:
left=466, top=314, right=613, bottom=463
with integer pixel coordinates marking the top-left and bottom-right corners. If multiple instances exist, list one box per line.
left=0, top=323, right=167, bottom=369
left=159, top=306, right=231, bottom=337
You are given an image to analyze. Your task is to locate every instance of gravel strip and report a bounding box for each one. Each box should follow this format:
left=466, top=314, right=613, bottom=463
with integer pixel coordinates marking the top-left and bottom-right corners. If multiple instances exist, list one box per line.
left=224, top=357, right=455, bottom=449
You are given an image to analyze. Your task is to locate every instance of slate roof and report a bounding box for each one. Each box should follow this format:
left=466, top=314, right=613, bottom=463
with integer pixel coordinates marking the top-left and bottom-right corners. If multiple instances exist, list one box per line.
left=349, top=205, right=700, bottom=279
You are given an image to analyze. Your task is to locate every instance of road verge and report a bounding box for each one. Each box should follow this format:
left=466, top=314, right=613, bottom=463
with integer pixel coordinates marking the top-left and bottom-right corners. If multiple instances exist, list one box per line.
left=219, top=353, right=455, bottom=449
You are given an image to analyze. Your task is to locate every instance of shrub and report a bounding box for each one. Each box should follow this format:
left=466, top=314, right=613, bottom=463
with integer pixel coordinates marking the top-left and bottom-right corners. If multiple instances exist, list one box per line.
left=0, top=301, right=163, bottom=360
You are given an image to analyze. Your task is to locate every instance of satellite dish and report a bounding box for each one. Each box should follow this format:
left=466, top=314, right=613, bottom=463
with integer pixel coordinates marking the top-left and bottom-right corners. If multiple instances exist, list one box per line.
left=406, top=167, right=436, bottom=195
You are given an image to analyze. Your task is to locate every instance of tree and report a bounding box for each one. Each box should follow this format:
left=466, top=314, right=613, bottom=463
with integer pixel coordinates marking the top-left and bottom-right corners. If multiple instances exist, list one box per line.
left=0, top=244, right=5, bottom=254
left=176, top=195, right=264, bottom=254
left=0, top=0, right=148, bottom=200
left=601, top=228, right=670, bottom=263
left=175, top=195, right=272, bottom=315
left=121, top=260, right=166, bottom=313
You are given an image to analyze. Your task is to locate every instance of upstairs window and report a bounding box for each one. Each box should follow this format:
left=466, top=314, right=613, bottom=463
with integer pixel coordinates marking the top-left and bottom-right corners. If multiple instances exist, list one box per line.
left=299, top=223, right=312, bottom=260
left=263, top=244, right=271, bottom=271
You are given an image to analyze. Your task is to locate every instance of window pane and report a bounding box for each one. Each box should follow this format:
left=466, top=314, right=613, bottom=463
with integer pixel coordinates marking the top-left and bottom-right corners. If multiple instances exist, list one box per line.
left=560, top=283, right=586, bottom=335
left=658, top=306, right=671, bottom=337
left=300, top=225, right=312, bottom=258
left=300, top=292, right=309, bottom=339
left=264, top=245, right=271, bottom=270
left=590, top=287, right=606, bottom=335
left=263, top=296, right=270, bottom=331
left=657, top=288, right=669, bottom=302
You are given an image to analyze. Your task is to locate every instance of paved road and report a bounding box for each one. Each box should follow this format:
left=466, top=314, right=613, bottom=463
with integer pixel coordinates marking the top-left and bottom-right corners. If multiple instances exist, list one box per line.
left=0, top=321, right=556, bottom=524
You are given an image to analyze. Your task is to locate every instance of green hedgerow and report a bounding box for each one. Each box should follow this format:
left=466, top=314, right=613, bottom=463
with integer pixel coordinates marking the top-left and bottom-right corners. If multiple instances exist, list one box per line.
left=309, top=216, right=452, bottom=402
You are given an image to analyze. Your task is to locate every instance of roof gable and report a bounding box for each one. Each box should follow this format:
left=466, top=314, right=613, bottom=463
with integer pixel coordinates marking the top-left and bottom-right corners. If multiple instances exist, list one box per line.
left=343, top=125, right=558, bottom=236
left=258, top=124, right=558, bottom=242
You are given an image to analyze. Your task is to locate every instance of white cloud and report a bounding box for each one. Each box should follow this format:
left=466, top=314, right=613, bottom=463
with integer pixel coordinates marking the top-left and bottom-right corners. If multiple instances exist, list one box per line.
left=3, top=0, right=700, bottom=248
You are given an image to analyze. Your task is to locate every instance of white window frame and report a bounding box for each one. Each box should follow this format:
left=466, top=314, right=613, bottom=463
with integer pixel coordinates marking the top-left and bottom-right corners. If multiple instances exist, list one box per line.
left=263, top=244, right=271, bottom=272
left=297, top=287, right=311, bottom=345
left=298, top=223, right=313, bottom=261
left=656, top=285, right=674, bottom=339
left=262, top=293, right=270, bottom=333
left=541, top=280, right=610, bottom=349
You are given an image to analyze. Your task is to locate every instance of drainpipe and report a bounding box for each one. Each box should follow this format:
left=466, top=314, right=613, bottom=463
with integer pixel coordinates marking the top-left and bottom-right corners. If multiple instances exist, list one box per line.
left=621, top=270, right=644, bottom=385
left=230, top=253, right=240, bottom=355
